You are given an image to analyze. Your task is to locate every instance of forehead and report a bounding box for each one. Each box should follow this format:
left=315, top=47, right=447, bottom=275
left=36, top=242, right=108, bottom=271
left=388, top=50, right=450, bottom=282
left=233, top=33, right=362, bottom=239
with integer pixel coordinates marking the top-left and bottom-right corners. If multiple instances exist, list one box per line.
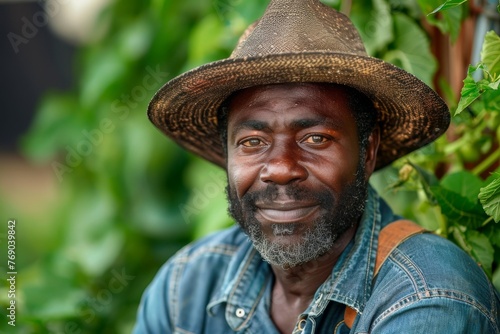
left=226, top=83, right=356, bottom=125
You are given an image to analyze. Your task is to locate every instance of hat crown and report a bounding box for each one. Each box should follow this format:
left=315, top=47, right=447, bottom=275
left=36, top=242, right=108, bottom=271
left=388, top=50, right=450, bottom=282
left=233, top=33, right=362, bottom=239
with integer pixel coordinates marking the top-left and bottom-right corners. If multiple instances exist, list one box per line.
left=231, top=0, right=367, bottom=58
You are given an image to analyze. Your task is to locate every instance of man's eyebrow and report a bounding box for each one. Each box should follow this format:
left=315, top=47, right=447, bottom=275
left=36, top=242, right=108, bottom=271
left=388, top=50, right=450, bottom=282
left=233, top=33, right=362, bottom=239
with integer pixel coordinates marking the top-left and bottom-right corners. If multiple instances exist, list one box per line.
left=230, top=120, right=271, bottom=136
left=290, top=117, right=339, bottom=130
left=230, top=117, right=341, bottom=136
left=290, top=118, right=323, bottom=129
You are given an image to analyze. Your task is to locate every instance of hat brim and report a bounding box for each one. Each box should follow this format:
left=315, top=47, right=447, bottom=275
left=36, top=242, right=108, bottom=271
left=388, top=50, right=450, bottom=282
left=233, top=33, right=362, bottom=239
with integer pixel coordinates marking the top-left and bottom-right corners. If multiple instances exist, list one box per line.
left=148, top=52, right=450, bottom=170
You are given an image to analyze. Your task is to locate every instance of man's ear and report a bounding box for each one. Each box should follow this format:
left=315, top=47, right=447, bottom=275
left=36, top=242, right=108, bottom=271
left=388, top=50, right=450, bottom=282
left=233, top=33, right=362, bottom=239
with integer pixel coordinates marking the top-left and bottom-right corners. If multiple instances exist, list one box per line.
left=364, top=127, right=380, bottom=179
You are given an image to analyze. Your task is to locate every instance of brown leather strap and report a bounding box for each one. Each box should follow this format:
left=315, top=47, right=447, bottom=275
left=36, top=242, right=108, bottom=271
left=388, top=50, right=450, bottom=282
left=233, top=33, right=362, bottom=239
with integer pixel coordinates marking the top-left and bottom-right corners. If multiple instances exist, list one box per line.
left=343, top=220, right=426, bottom=329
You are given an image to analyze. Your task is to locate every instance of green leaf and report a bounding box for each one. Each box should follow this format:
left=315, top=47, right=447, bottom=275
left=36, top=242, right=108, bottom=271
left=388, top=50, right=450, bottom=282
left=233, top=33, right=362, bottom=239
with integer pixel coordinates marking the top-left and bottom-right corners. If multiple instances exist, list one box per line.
left=479, top=174, right=500, bottom=223
left=456, top=32, right=500, bottom=115
left=430, top=185, right=488, bottom=229
left=488, top=78, right=500, bottom=90
left=350, top=0, right=393, bottom=55
left=466, top=230, right=494, bottom=277
left=483, top=222, right=500, bottom=247
left=429, top=0, right=467, bottom=15
left=455, top=64, right=484, bottom=115
left=409, top=161, right=439, bottom=204
left=450, top=226, right=470, bottom=253
left=419, top=0, right=463, bottom=41
left=481, top=31, right=500, bottom=78
left=440, top=170, right=484, bottom=203
left=383, top=14, right=436, bottom=87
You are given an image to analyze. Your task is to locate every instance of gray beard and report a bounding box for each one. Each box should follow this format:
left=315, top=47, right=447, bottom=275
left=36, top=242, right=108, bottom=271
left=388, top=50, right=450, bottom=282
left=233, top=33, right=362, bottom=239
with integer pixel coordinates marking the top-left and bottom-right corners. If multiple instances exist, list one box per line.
left=226, top=163, right=368, bottom=269
left=245, top=219, right=336, bottom=268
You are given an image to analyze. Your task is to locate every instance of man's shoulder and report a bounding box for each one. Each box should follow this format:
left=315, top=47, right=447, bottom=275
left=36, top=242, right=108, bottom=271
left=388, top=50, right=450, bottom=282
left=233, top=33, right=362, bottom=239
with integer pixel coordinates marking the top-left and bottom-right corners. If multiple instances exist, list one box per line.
left=391, top=233, right=490, bottom=289
left=133, top=227, right=249, bottom=333
left=143, top=225, right=249, bottom=307
left=364, top=233, right=500, bottom=332
left=155, top=225, right=252, bottom=283
left=375, top=232, right=499, bottom=317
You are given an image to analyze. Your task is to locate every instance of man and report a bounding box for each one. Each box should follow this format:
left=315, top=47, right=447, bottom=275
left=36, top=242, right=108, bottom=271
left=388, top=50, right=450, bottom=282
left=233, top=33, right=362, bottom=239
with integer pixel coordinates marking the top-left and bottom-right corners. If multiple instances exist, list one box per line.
left=134, top=0, right=500, bottom=333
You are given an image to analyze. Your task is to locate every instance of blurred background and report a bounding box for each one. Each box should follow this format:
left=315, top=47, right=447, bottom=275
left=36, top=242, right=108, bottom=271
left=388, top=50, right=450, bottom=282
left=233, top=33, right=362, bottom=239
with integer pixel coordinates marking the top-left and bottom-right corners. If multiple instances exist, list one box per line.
left=0, top=0, right=499, bottom=333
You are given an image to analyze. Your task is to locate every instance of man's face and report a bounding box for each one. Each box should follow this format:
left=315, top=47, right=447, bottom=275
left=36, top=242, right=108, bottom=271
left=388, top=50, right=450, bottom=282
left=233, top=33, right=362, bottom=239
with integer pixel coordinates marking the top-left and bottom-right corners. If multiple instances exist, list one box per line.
left=225, top=83, right=373, bottom=268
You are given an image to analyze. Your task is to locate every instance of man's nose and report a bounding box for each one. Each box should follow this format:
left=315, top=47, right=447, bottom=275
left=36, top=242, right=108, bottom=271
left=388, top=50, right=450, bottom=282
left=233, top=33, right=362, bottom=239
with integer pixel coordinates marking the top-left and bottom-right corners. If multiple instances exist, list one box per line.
left=259, top=143, right=308, bottom=185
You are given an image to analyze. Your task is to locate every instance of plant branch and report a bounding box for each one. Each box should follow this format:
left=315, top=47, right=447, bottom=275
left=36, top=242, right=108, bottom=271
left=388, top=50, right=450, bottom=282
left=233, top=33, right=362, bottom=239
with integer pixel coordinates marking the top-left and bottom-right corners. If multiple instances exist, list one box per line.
left=472, top=147, right=500, bottom=176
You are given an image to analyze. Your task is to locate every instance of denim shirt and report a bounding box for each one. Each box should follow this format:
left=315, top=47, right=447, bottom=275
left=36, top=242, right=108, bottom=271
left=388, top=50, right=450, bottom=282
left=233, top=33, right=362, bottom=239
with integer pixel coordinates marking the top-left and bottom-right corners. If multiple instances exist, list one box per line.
left=133, top=186, right=500, bottom=333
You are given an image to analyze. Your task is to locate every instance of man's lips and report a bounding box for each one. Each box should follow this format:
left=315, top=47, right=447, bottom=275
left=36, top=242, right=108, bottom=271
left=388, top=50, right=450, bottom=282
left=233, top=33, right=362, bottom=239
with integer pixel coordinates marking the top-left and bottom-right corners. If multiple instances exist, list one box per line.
left=255, top=202, right=320, bottom=223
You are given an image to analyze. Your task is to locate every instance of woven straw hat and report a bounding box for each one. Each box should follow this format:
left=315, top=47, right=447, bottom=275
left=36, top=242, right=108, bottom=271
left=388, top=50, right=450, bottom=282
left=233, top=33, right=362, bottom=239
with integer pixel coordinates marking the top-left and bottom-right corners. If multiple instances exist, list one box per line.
left=148, top=0, right=450, bottom=170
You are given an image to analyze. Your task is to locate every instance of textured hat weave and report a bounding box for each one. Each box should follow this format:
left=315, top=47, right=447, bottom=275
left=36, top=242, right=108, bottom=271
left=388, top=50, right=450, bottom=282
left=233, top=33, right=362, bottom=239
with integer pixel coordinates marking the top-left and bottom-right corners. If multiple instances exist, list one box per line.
left=148, top=0, right=450, bottom=170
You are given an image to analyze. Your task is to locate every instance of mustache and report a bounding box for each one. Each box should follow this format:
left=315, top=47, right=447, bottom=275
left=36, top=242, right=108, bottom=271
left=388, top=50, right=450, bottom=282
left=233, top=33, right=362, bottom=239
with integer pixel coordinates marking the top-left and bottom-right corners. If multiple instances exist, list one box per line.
left=238, top=184, right=334, bottom=210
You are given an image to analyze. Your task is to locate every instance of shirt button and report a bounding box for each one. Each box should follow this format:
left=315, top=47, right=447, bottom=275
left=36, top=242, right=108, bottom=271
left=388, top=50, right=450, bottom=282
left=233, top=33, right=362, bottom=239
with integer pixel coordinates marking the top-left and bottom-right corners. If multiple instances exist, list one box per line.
left=236, top=308, right=246, bottom=318
left=316, top=293, right=323, bottom=304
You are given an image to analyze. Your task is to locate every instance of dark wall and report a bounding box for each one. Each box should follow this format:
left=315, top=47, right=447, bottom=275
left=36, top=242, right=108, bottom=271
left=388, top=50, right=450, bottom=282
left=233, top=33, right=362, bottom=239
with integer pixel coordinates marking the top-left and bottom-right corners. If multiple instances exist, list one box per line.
left=0, top=2, right=74, bottom=152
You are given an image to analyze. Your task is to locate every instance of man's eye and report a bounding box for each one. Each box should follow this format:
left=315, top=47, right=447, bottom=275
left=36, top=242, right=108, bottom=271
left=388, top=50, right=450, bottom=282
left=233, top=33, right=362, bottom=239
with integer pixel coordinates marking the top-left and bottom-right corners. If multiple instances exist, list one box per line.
left=303, top=135, right=328, bottom=144
left=241, top=138, right=264, bottom=147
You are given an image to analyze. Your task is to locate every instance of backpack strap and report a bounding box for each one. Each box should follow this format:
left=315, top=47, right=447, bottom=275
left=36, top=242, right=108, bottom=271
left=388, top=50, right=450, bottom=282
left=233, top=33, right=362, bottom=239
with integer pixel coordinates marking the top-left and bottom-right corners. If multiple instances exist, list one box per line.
left=343, top=220, right=427, bottom=329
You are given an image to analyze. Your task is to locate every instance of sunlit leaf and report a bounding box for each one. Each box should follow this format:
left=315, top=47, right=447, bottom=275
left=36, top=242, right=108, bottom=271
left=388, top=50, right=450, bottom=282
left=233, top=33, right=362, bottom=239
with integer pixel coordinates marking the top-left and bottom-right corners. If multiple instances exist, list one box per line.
left=455, top=64, right=484, bottom=115
left=489, top=79, right=500, bottom=90
left=481, top=31, right=500, bottom=78
left=479, top=174, right=500, bottom=223
left=429, top=0, right=467, bottom=15
left=456, top=32, right=500, bottom=115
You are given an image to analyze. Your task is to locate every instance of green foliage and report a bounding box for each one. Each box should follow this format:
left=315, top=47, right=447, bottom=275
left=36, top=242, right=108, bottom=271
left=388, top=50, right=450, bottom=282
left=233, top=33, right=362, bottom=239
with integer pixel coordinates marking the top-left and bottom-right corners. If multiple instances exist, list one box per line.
left=429, top=0, right=467, bottom=14
left=479, top=174, right=500, bottom=223
left=384, top=13, right=437, bottom=86
left=4, top=0, right=500, bottom=333
left=418, top=0, right=464, bottom=41
left=456, top=31, right=500, bottom=115
left=388, top=2, right=500, bottom=286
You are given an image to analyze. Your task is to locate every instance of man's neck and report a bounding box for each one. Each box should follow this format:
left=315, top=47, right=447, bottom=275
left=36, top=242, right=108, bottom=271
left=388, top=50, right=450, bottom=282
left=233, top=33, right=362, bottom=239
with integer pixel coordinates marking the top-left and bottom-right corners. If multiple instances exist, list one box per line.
left=269, top=224, right=358, bottom=334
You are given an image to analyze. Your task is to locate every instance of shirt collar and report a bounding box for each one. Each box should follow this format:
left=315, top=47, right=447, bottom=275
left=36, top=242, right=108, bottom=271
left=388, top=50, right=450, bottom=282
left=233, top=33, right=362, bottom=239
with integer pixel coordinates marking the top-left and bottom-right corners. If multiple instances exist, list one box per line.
left=312, top=185, right=382, bottom=316
left=207, top=239, right=272, bottom=331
